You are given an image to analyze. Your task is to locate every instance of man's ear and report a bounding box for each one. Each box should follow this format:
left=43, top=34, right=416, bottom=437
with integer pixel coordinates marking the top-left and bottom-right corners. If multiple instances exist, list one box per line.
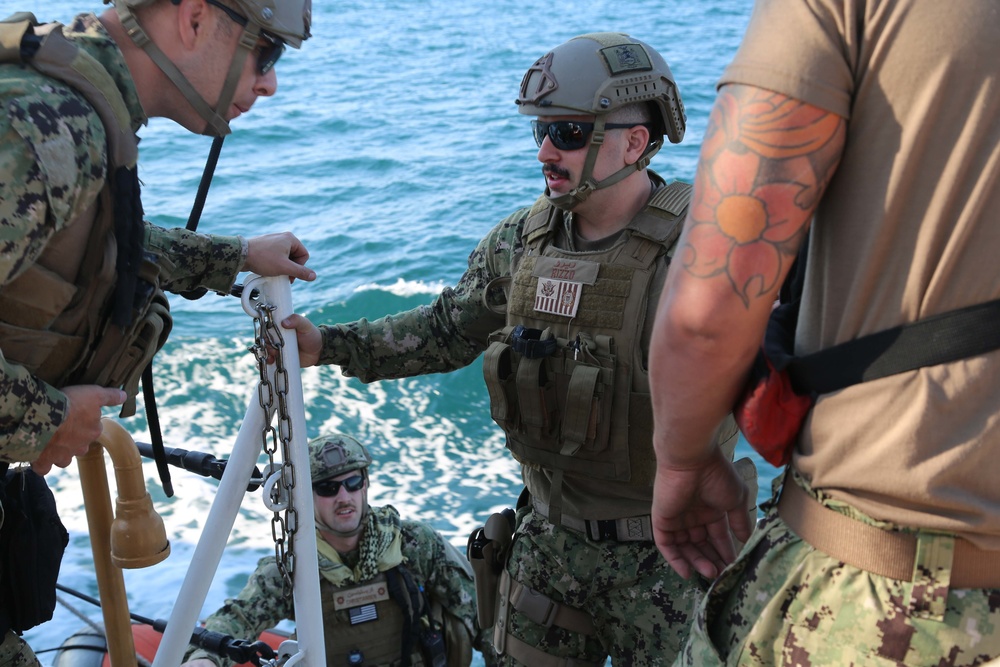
left=175, top=0, right=210, bottom=50
left=623, top=124, right=651, bottom=166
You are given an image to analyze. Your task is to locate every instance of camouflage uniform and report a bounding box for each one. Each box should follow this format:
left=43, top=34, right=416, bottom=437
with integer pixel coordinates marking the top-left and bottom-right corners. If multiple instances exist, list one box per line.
left=676, top=473, right=1000, bottom=667
left=184, top=505, right=481, bottom=667
left=0, top=14, right=247, bottom=662
left=0, top=13, right=245, bottom=464
left=319, top=173, right=733, bottom=665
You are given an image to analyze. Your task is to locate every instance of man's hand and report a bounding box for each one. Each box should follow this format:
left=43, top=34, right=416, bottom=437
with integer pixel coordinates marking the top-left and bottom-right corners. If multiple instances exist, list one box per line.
left=244, top=232, right=316, bottom=282
left=31, top=386, right=127, bottom=475
left=280, top=313, right=322, bottom=367
left=652, top=446, right=752, bottom=580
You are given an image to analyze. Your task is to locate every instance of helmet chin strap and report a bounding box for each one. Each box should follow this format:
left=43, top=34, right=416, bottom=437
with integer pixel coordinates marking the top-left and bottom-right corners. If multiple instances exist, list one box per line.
left=546, top=116, right=663, bottom=211
left=315, top=502, right=370, bottom=538
left=113, top=2, right=259, bottom=136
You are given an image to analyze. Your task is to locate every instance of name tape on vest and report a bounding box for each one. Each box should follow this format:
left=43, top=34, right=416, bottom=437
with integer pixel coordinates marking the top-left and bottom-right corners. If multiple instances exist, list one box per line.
left=335, top=581, right=390, bottom=611
left=532, top=257, right=600, bottom=285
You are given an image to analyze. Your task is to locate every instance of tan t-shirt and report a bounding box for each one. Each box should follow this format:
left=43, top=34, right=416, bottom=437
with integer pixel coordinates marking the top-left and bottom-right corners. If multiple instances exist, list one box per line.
left=721, top=0, right=1000, bottom=548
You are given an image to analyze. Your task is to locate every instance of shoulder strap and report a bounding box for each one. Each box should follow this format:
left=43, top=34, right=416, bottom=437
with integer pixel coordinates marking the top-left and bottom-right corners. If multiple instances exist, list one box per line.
left=0, top=13, right=36, bottom=61
left=788, top=297, right=1000, bottom=395
left=646, top=180, right=692, bottom=217
left=767, top=233, right=1000, bottom=395
left=385, top=564, right=426, bottom=667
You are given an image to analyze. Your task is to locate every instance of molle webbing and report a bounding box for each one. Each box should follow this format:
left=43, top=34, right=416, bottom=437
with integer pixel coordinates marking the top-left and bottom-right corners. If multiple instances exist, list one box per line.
left=485, top=180, right=691, bottom=498
left=507, top=258, right=635, bottom=329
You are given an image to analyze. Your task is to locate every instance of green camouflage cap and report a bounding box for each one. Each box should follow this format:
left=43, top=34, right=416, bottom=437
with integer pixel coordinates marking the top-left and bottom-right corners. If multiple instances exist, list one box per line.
left=309, top=434, right=372, bottom=483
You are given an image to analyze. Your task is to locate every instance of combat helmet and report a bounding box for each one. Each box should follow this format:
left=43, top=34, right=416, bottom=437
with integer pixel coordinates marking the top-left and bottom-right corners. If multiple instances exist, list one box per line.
left=105, top=0, right=312, bottom=136
left=516, top=32, right=685, bottom=210
left=309, top=433, right=373, bottom=484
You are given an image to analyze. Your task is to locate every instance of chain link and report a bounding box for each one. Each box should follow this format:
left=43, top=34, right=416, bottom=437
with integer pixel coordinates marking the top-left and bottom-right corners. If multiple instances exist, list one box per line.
left=249, top=299, right=298, bottom=597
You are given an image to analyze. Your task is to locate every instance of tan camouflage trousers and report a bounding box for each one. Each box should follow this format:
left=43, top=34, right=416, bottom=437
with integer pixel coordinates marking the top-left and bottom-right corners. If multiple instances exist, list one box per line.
left=675, top=488, right=1000, bottom=667
left=496, top=508, right=706, bottom=666
left=0, top=632, right=40, bottom=667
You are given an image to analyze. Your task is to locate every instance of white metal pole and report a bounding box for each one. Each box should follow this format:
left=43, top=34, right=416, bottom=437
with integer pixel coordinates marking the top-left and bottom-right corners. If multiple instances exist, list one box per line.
left=152, top=276, right=324, bottom=667
left=151, top=384, right=270, bottom=667
left=251, top=276, right=325, bottom=667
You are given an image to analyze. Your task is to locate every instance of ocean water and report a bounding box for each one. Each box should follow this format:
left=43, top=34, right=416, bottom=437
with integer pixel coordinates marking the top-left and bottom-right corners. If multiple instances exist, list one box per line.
left=15, top=1, right=771, bottom=664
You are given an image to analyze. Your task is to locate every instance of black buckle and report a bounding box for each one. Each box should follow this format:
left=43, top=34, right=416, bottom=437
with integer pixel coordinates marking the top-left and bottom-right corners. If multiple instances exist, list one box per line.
left=586, top=519, right=618, bottom=541
left=511, top=325, right=556, bottom=359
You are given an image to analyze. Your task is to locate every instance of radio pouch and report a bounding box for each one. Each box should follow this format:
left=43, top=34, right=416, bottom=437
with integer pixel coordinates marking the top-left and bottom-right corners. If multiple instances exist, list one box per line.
left=466, top=508, right=515, bottom=630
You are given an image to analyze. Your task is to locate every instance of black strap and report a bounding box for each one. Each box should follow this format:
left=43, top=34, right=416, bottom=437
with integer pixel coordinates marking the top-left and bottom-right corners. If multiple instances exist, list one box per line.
left=147, top=134, right=225, bottom=494
left=385, top=565, right=430, bottom=667
left=787, top=298, right=1000, bottom=395
left=142, top=363, right=172, bottom=497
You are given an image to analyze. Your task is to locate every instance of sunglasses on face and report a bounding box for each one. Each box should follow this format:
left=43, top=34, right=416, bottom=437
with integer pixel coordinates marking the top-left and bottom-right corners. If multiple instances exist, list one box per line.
left=313, top=474, right=365, bottom=498
left=531, top=120, right=645, bottom=151
left=203, top=0, right=286, bottom=75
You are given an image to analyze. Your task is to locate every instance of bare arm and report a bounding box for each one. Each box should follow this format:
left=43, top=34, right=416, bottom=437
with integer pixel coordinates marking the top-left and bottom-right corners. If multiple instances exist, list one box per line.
left=649, top=84, right=846, bottom=577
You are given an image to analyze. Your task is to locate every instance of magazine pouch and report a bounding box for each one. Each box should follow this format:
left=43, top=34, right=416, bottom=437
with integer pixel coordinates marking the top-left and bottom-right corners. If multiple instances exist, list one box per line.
left=0, top=467, right=69, bottom=634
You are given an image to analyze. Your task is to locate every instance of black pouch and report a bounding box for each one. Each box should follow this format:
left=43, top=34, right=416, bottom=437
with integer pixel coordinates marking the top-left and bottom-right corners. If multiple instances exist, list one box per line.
left=0, top=466, right=69, bottom=634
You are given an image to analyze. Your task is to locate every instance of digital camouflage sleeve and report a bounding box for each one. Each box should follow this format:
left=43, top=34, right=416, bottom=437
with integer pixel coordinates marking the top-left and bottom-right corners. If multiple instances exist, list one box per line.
left=0, top=13, right=249, bottom=462
left=318, top=208, right=531, bottom=382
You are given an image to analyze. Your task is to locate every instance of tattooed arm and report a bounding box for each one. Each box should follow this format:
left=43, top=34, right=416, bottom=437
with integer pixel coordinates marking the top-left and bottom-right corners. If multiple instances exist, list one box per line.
left=648, top=84, right=846, bottom=578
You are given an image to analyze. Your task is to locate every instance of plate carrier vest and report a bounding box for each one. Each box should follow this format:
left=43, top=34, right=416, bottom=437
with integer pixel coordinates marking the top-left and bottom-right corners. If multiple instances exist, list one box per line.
left=317, top=565, right=444, bottom=667
left=0, top=13, right=171, bottom=417
left=482, top=180, right=691, bottom=509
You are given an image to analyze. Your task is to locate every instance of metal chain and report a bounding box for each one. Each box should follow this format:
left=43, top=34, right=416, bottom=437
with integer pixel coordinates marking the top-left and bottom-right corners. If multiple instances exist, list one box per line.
left=249, top=299, right=298, bottom=597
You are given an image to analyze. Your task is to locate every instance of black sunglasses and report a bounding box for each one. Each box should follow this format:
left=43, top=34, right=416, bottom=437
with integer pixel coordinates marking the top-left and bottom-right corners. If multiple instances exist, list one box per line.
left=313, top=474, right=365, bottom=498
left=203, top=0, right=286, bottom=75
left=531, top=120, right=646, bottom=151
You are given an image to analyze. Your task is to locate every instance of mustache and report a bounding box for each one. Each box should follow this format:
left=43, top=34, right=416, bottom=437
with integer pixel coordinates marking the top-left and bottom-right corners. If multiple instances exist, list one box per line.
left=543, top=164, right=571, bottom=180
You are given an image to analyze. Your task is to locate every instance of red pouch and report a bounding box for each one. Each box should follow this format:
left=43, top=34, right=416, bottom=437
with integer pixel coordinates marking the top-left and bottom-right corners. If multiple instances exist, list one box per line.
left=734, top=351, right=814, bottom=467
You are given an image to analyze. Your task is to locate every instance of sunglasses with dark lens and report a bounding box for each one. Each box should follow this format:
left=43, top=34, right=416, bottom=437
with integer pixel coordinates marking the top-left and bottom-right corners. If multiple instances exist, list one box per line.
left=255, top=33, right=285, bottom=75
left=203, top=0, right=286, bottom=75
left=313, top=474, right=365, bottom=498
left=531, top=120, right=645, bottom=151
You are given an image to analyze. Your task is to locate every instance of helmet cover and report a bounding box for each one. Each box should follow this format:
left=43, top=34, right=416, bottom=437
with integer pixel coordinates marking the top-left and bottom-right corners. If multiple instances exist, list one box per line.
left=516, top=32, right=685, bottom=144
left=309, top=434, right=372, bottom=483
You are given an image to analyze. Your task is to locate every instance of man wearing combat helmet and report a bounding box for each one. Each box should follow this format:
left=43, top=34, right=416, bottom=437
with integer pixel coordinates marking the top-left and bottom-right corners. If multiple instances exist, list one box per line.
left=0, top=0, right=313, bottom=661
left=181, top=433, right=490, bottom=667
left=282, top=33, right=757, bottom=665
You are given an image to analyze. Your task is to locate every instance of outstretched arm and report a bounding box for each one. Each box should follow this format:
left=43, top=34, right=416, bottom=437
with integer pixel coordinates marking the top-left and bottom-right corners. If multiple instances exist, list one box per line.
left=649, top=84, right=846, bottom=578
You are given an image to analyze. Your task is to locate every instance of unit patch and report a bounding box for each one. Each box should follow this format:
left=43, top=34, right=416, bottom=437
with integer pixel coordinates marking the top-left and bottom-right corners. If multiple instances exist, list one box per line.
left=600, top=43, right=653, bottom=75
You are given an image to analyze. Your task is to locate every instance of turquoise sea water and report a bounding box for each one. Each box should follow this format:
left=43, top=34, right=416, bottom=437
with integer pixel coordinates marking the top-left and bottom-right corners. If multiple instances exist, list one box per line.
left=18, top=1, right=770, bottom=664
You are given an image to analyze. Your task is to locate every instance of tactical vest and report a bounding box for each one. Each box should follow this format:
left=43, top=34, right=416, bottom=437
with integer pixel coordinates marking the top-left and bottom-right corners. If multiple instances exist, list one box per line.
left=0, top=14, right=170, bottom=416
left=483, top=181, right=691, bottom=494
left=317, top=567, right=440, bottom=667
